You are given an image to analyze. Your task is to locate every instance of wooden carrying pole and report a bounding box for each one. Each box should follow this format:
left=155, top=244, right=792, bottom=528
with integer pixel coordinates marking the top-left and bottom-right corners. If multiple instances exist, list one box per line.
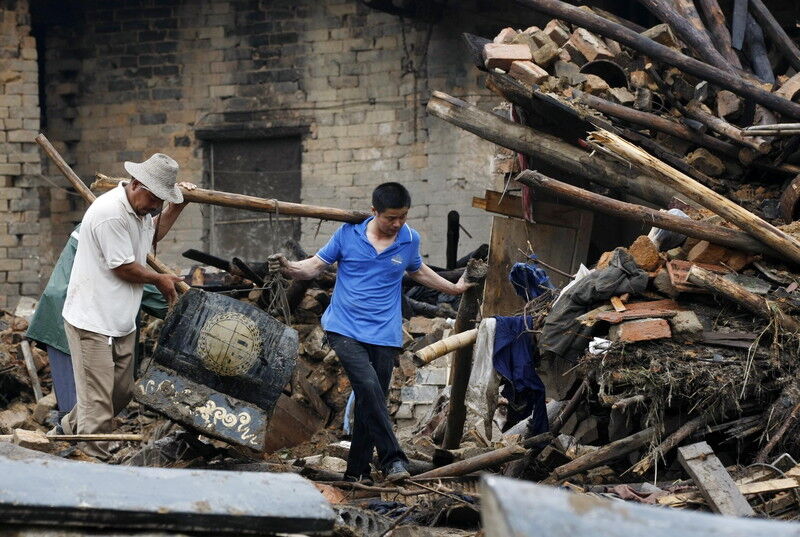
left=35, top=134, right=190, bottom=293
left=513, top=0, right=800, bottom=120
left=588, top=130, right=800, bottom=266
left=92, top=174, right=370, bottom=224
left=413, top=328, right=478, bottom=367
left=515, top=170, right=778, bottom=257
left=426, top=91, right=678, bottom=208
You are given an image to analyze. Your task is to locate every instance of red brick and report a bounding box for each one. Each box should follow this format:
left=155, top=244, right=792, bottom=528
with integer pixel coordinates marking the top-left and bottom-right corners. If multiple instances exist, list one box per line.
left=494, top=27, right=519, bottom=44
left=509, top=60, right=548, bottom=86
left=483, top=43, right=533, bottom=71
left=609, top=318, right=672, bottom=343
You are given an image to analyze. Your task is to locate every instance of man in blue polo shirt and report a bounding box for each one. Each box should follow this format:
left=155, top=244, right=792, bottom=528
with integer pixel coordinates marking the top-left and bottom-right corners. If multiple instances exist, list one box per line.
left=270, top=183, right=472, bottom=482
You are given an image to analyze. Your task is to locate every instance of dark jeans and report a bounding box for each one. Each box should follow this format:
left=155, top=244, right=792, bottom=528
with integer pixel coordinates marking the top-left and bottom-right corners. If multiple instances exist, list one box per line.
left=326, top=331, right=408, bottom=477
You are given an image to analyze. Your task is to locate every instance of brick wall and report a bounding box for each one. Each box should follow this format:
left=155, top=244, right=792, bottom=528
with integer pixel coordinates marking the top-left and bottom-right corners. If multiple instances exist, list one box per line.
left=0, top=0, right=42, bottom=310
left=3, top=0, right=539, bottom=308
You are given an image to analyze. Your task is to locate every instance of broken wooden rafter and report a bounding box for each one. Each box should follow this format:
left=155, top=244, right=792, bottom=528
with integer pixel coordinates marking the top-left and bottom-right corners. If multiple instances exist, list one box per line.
left=513, top=0, right=800, bottom=119
left=92, top=175, right=370, bottom=224
left=634, top=0, right=735, bottom=74
left=549, top=427, right=656, bottom=482
left=631, top=414, right=708, bottom=476
left=684, top=100, right=771, bottom=155
left=426, top=91, right=678, bottom=207
left=588, top=130, right=800, bottom=266
left=694, top=0, right=743, bottom=68
left=748, top=0, right=800, bottom=72
left=687, top=265, right=800, bottom=333
left=514, top=170, right=779, bottom=257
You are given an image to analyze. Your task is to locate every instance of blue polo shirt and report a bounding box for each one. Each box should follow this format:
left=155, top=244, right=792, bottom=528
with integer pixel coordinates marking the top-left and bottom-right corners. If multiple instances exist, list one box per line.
left=316, top=217, right=422, bottom=347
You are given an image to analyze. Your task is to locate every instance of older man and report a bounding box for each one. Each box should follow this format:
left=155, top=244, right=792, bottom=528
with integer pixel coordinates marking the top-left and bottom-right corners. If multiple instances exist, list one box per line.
left=58, top=153, right=192, bottom=460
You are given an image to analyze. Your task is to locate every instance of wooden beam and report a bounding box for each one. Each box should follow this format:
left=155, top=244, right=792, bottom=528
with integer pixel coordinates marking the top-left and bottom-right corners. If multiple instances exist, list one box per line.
left=549, top=427, right=656, bottom=481
left=427, top=91, right=678, bottom=207
left=513, top=0, right=800, bottom=119
left=677, top=441, right=755, bottom=517
left=748, top=0, right=800, bottom=72
left=589, top=130, right=800, bottom=266
left=694, top=0, right=743, bottom=68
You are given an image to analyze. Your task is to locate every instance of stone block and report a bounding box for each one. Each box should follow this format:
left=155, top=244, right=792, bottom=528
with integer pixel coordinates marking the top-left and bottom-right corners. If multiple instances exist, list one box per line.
left=687, top=148, right=725, bottom=177
left=670, top=310, right=704, bottom=335
left=400, top=385, right=439, bottom=403
left=582, top=74, right=610, bottom=95
left=0, top=163, right=21, bottom=175
left=415, top=368, right=448, bottom=386
left=544, top=19, right=570, bottom=46
left=405, top=316, right=447, bottom=337
left=493, top=27, right=518, bottom=44
left=609, top=318, right=672, bottom=343
left=628, top=235, right=661, bottom=271
left=12, top=429, right=51, bottom=452
left=32, top=392, right=58, bottom=424
left=0, top=405, right=29, bottom=433
left=483, top=43, right=532, bottom=71
left=563, top=29, right=614, bottom=65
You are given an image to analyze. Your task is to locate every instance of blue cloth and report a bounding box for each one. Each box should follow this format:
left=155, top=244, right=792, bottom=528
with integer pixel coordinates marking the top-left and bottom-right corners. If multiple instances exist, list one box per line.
left=493, top=316, right=548, bottom=437
left=317, top=217, right=422, bottom=347
left=509, top=256, right=556, bottom=301
left=47, top=346, right=76, bottom=413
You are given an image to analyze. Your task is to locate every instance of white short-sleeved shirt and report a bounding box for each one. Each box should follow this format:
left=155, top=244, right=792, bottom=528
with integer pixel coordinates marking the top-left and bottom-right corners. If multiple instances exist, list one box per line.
left=63, top=183, right=155, bottom=337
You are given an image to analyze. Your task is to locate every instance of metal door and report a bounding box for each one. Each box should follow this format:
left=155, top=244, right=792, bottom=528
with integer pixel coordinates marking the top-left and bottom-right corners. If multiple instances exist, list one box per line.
left=209, top=137, right=301, bottom=261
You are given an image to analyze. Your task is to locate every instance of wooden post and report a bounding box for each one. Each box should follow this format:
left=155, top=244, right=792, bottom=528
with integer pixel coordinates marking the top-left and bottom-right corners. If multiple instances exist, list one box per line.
left=694, top=0, right=743, bottom=68
left=514, top=0, right=800, bottom=119
left=678, top=441, right=755, bottom=516
left=515, top=170, right=778, bottom=257
left=447, top=210, right=460, bottom=270
left=35, top=134, right=190, bottom=294
left=426, top=91, right=679, bottom=207
left=687, top=265, right=800, bottom=332
left=588, top=130, right=800, bottom=266
left=442, top=259, right=487, bottom=450
left=20, top=340, right=43, bottom=402
left=748, top=0, right=800, bottom=72
left=92, top=174, right=370, bottom=224
left=743, top=14, right=776, bottom=84
left=549, top=427, right=656, bottom=481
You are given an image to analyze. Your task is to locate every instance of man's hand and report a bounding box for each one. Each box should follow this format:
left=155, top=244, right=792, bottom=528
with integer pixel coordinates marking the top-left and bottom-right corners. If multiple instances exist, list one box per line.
left=174, top=182, right=197, bottom=208
left=154, top=273, right=184, bottom=305
left=267, top=253, right=289, bottom=275
left=452, top=271, right=477, bottom=295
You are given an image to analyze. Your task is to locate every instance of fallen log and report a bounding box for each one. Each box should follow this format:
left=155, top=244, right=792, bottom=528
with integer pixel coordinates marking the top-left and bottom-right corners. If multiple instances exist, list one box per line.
left=426, top=91, right=678, bottom=207
left=416, top=432, right=553, bottom=479
left=748, top=0, right=800, bottom=72
left=92, top=174, right=370, bottom=224
left=413, top=328, right=478, bottom=367
left=442, top=259, right=487, bottom=450
left=515, top=170, right=778, bottom=257
left=575, top=91, right=741, bottom=159
left=549, top=427, right=656, bottom=481
left=635, top=0, right=734, bottom=73
left=685, top=100, right=771, bottom=154
left=688, top=265, right=800, bottom=333
left=694, top=0, right=743, bottom=68
left=513, top=0, right=800, bottom=119
left=588, top=130, right=800, bottom=266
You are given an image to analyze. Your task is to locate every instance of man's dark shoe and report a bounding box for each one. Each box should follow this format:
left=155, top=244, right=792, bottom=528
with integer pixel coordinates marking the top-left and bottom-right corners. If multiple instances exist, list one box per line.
left=383, top=460, right=410, bottom=483
left=46, top=423, right=65, bottom=437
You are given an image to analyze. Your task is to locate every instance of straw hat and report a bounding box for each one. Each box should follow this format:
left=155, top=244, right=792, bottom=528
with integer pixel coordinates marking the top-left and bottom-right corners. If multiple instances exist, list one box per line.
left=123, top=153, right=183, bottom=204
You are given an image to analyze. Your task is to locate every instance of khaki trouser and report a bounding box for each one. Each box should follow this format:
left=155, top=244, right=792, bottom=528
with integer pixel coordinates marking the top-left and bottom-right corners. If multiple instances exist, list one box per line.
left=61, top=321, right=136, bottom=459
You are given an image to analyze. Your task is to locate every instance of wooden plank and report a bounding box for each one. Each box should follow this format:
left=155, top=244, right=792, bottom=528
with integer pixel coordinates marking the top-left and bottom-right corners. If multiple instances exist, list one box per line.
left=595, top=309, right=678, bottom=324
left=677, top=441, right=755, bottom=517
left=0, top=444, right=334, bottom=534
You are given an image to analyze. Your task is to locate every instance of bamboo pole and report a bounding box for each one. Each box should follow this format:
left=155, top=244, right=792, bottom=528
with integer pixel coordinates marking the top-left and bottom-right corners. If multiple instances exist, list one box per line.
left=515, top=171, right=778, bottom=256
left=512, top=0, right=800, bottom=119
left=92, top=174, right=370, bottom=224
left=413, top=328, right=478, bottom=367
left=588, top=130, right=800, bottom=266
left=35, top=134, right=190, bottom=293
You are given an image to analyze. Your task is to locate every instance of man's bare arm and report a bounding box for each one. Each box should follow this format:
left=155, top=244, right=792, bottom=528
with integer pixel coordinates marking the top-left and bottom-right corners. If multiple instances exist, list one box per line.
left=112, top=262, right=183, bottom=304
left=152, top=182, right=196, bottom=244
left=269, top=254, right=329, bottom=281
left=407, top=263, right=473, bottom=295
